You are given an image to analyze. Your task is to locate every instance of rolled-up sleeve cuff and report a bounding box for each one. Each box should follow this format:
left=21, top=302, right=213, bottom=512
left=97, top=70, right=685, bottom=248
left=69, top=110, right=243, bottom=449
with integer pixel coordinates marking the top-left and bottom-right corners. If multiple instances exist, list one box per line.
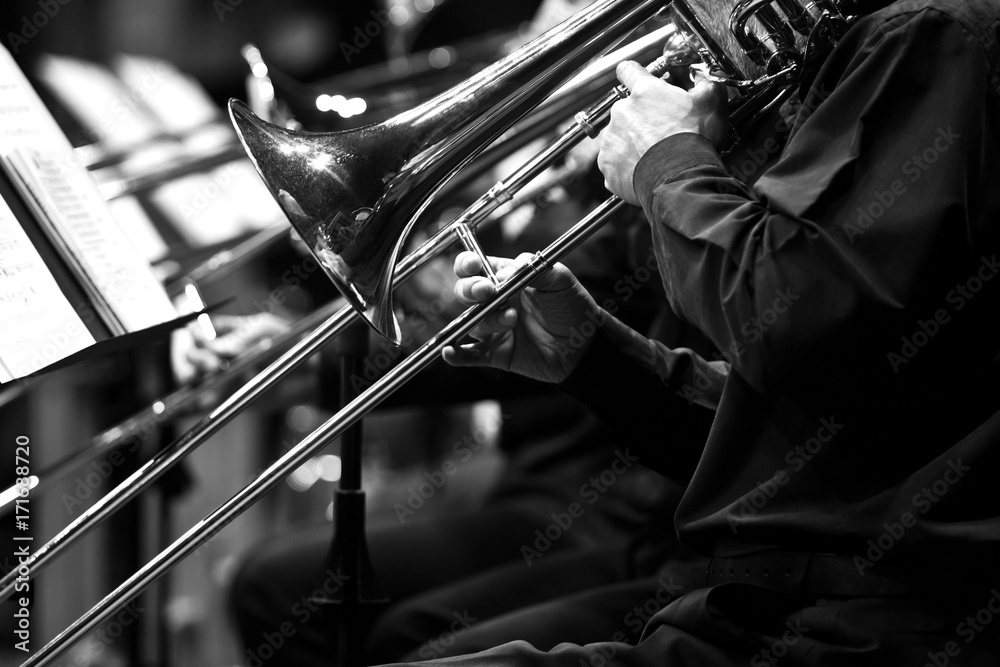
left=633, top=133, right=725, bottom=209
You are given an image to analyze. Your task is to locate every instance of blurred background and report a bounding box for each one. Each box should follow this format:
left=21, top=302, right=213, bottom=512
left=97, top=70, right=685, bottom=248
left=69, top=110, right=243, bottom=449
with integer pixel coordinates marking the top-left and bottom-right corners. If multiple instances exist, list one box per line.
left=0, top=0, right=543, bottom=102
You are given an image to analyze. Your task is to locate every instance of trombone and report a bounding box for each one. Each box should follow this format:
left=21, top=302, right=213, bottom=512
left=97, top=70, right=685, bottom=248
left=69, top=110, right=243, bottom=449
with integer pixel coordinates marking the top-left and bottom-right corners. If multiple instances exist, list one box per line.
left=16, top=0, right=856, bottom=663
left=0, top=295, right=340, bottom=514
left=0, top=9, right=679, bottom=518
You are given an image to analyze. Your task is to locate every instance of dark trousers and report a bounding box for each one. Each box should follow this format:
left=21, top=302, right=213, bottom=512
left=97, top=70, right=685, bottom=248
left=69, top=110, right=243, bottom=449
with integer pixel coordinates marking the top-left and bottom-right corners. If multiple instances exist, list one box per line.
left=229, top=503, right=676, bottom=666
left=366, top=548, right=708, bottom=663
left=374, top=583, right=1000, bottom=667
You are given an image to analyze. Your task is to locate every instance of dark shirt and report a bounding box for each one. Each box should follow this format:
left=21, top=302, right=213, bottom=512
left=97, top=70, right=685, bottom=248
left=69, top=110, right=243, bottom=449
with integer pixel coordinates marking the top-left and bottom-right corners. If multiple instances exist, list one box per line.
left=563, top=0, right=1000, bottom=569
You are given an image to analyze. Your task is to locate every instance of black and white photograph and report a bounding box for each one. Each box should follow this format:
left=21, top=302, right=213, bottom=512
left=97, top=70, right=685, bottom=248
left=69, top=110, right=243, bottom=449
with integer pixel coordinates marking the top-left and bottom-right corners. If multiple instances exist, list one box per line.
left=0, top=1, right=998, bottom=665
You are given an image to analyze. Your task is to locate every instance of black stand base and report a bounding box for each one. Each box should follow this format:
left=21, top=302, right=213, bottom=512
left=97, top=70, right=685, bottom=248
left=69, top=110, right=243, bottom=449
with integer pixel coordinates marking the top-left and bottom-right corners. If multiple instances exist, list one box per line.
left=322, top=490, right=389, bottom=666
left=313, top=320, right=388, bottom=665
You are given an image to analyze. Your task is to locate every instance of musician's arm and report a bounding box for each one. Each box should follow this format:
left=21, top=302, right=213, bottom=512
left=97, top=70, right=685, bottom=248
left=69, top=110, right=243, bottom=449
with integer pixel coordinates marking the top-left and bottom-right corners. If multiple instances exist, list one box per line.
left=634, top=8, right=997, bottom=395
left=558, top=311, right=725, bottom=484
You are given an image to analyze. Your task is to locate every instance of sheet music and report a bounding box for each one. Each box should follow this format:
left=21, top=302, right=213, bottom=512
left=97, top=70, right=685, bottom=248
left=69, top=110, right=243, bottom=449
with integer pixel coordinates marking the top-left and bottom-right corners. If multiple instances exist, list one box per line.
left=4, top=148, right=178, bottom=333
left=0, top=195, right=95, bottom=382
left=0, top=45, right=179, bottom=337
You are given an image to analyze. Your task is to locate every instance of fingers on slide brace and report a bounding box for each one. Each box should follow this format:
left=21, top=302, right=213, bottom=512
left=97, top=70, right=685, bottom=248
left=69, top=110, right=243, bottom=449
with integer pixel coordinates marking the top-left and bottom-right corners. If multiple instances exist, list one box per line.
left=453, top=222, right=500, bottom=287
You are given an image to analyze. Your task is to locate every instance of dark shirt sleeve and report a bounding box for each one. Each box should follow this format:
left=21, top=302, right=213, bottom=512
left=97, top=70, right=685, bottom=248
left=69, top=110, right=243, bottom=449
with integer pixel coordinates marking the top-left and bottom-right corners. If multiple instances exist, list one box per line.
left=633, top=7, right=999, bottom=395
left=559, top=311, right=724, bottom=484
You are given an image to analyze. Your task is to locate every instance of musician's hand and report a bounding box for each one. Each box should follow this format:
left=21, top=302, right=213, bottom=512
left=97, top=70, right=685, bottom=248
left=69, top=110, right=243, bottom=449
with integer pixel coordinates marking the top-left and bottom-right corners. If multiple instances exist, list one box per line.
left=171, top=313, right=287, bottom=385
left=598, top=61, right=728, bottom=205
left=441, top=251, right=602, bottom=383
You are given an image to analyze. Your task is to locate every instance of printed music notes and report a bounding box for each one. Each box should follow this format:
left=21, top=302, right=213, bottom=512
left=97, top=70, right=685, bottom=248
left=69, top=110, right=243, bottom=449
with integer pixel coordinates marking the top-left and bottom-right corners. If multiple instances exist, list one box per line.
left=0, top=194, right=94, bottom=382
left=4, top=148, right=178, bottom=335
left=0, top=45, right=181, bottom=382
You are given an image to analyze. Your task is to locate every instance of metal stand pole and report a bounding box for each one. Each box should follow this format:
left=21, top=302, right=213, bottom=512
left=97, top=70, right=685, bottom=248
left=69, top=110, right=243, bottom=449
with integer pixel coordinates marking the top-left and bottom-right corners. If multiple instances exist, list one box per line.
left=321, top=321, right=387, bottom=666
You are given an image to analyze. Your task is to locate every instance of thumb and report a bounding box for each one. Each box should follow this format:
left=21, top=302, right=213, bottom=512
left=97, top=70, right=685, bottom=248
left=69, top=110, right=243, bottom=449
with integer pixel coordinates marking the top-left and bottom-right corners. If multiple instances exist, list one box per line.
left=689, top=66, right=727, bottom=102
left=616, top=60, right=654, bottom=92
left=442, top=341, right=495, bottom=368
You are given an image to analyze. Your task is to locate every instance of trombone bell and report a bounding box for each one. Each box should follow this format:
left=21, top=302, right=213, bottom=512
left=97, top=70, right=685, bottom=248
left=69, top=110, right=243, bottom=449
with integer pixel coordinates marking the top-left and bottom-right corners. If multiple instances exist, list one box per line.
left=230, top=99, right=403, bottom=344
left=229, top=0, right=673, bottom=346
left=229, top=0, right=847, bottom=347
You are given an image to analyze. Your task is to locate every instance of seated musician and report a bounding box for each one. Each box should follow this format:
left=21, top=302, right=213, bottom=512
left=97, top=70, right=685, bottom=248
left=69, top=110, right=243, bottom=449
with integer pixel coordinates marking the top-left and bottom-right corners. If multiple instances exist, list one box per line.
left=381, top=0, right=1000, bottom=665
left=192, top=166, right=719, bottom=664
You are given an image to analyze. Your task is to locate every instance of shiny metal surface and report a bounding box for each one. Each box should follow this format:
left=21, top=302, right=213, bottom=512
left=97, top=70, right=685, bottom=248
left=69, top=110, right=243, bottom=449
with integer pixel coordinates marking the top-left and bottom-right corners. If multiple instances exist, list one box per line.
left=230, top=0, right=667, bottom=345
left=731, top=0, right=800, bottom=71
left=435, top=22, right=689, bottom=201
left=675, top=0, right=852, bottom=88
left=3, top=11, right=681, bottom=620
left=0, top=298, right=334, bottom=517
left=0, top=304, right=356, bottom=605
left=17, top=1, right=869, bottom=662
left=241, top=34, right=510, bottom=131
left=21, top=192, right=628, bottom=667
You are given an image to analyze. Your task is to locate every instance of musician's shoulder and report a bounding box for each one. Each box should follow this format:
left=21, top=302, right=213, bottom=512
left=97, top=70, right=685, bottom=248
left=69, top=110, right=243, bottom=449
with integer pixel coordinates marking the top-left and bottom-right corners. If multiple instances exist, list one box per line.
left=868, top=0, right=1000, bottom=35
left=852, top=0, right=1000, bottom=62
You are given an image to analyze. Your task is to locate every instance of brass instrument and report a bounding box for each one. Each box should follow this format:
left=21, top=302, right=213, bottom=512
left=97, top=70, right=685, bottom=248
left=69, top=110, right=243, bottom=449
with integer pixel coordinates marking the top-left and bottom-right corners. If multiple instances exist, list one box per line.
left=0, top=297, right=340, bottom=515
left=230, top=1, right=849, bottom=347
left=0, top=20, right=685, bottom=518
left=14, top=2, right=859, bottom=664
left=229, top=0, right=676, bottom=346
left=241, top=32, right=513, bottom=131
